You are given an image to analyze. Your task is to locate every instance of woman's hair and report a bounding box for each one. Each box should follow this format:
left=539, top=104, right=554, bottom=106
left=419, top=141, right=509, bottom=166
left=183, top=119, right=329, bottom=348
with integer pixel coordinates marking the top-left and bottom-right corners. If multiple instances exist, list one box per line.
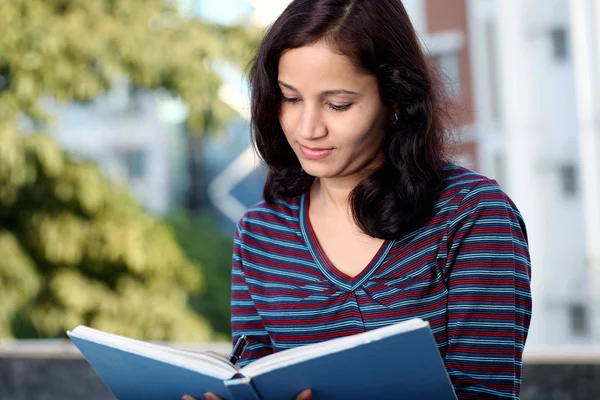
left=248, top=0, right=450, bottom=240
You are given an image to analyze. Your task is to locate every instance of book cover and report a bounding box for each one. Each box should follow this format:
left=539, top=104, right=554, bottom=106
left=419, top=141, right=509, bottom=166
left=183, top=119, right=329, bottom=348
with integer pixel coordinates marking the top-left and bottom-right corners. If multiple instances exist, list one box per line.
left=68, top=318, right=457, bottom=400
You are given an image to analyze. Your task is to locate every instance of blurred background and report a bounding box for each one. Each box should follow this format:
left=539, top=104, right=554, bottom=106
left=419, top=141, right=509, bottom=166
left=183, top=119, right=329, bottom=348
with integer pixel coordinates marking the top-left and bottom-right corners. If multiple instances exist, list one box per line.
left=0, top=0, right=599, bottom=399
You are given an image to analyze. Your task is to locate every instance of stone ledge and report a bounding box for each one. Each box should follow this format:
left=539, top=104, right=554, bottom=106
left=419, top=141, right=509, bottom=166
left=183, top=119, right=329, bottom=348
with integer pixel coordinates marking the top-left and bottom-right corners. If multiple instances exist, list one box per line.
left=1, top=342, right=599, bottom=400
left=4, top=340, right=600, bottom=363
left=523, top=345, right=600, bottom=364
left=0, top=339, right=232, bottom=359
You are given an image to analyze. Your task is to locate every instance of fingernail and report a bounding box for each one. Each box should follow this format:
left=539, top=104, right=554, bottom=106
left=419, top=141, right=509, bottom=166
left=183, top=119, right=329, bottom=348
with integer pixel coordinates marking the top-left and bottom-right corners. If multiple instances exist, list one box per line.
left=182, top=396, right=195, bottom=400
left=204, top=394, right=214, bottom=400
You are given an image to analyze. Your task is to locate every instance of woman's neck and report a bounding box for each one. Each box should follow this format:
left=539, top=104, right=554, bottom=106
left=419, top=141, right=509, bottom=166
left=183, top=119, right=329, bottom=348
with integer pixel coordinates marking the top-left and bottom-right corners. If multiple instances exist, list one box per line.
left=310, top=177, right=355, bottom=217
left=310, top=153, right=384, bottom=216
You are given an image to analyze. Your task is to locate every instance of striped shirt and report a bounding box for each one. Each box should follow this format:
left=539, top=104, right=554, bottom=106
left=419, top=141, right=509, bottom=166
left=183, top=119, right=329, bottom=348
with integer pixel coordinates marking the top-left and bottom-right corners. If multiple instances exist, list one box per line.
left=231, top=164, right=532, bottom=399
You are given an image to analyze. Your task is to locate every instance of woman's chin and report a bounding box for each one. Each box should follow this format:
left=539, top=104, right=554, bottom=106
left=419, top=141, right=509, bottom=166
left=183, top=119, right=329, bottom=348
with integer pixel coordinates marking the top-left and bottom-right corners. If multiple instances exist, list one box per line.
left=300, top=166, right=340, bottom=179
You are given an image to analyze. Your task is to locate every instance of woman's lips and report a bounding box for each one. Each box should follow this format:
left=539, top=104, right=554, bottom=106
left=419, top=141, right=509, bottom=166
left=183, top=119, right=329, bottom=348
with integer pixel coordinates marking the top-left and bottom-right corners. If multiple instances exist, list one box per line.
left=299, top=144, right=334, bottom=160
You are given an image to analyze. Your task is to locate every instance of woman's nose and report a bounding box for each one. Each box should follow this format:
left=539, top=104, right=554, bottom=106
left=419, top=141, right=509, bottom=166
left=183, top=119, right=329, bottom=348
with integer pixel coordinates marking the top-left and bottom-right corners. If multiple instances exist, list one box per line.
left=296, top=106, right=327, bottom=140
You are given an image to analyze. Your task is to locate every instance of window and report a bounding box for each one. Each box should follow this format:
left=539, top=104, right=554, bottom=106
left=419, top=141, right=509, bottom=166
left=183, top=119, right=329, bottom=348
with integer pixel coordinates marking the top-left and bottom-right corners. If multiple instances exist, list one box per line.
left=551, top=28, right=569, bottom=61
left=570, top=303, right=588, bottom=336
left=560, top=164, right=577, bottom=196
left=122, top=150, right=148, bottom=179
left=433, top=52, right=461, bottom=98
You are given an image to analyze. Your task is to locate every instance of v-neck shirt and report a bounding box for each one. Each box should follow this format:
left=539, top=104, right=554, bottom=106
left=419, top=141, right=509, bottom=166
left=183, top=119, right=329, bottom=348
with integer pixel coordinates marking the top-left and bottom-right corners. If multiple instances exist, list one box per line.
left=300, top=191, right=396, bottom=292
left=231, top=164, right=532, bottom=399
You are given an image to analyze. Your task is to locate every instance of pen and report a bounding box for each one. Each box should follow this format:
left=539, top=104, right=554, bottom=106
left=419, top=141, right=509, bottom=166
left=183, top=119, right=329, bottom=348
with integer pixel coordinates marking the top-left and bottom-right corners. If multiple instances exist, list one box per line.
left=228, top=335, right=248, bottom=365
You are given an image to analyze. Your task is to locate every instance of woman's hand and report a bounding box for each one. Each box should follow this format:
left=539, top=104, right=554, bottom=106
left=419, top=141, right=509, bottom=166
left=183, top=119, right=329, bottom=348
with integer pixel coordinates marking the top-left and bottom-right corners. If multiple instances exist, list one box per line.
left=183, top=388, right=312, bottom=400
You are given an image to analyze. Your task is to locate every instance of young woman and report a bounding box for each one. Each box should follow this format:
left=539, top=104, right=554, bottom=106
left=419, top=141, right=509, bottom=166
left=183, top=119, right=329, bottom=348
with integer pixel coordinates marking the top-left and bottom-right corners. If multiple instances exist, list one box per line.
left=195, top=0, right=533, bottom=399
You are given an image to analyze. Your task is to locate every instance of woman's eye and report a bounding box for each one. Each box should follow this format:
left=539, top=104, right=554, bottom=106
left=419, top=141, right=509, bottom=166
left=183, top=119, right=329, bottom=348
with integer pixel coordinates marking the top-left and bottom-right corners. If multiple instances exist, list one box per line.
left=282, top=96, right=300, bottom=103
left=327, top=103, right=352, bottom=112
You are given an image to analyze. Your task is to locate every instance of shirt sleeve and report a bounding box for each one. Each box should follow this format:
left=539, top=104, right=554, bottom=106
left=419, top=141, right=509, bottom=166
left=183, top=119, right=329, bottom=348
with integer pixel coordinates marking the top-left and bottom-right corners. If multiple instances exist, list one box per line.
left=231, top=224, right=275, bottom=367
left=443, top=180, right=533, bottom=399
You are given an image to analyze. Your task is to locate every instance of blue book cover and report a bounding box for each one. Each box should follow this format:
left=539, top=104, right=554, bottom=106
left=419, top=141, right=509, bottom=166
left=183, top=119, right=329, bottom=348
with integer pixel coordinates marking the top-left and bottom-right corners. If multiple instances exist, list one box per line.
left=68, top=318, right=457, bottom=400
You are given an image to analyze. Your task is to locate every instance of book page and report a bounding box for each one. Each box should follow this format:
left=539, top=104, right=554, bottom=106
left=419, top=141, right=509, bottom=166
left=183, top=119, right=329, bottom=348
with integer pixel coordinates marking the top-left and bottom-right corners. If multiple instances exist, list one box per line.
left=240, top=318, right=427, bottom=377
left=69, top=326, right=238, bottom=379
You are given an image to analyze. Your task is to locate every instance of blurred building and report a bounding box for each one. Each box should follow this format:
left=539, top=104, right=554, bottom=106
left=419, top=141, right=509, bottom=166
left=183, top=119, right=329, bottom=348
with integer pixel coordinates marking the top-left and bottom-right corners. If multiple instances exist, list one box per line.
left=467, top=0, right=600, bottom=346
left=405, top=0, right=479, bottom=170
left=44, top=85, right=189, bottom=215
left=569, top=0, right=600, bottom=347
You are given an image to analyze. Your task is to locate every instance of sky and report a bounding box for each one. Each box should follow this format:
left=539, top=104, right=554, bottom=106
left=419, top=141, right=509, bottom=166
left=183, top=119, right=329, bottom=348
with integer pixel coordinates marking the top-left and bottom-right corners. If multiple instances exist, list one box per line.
left=186, top=0, right=255, bottom=24
left=186, top=0, right=291, bottom=26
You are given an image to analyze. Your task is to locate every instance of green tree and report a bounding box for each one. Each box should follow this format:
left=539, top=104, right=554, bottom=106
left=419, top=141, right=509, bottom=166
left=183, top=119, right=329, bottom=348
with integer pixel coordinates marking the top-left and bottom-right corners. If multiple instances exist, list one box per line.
left=165, top=211, right=234, bottom=338
left=0, top=0, right=259, bottom=340
left=0, top=0, right=258, bottom=129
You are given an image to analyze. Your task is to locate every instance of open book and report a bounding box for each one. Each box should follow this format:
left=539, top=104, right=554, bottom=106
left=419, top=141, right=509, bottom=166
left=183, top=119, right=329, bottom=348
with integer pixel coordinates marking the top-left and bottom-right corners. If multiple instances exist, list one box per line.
left=67, top=318, right=457, bottom=400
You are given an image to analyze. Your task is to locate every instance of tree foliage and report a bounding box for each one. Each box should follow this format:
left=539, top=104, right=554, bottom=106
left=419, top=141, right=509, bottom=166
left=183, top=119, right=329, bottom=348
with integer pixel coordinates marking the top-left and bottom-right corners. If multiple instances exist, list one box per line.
left=0, top=0, right=259, bottom=130
left=165, top=211, right=234, bottom=338
left=0, top=121, right=214, bottom=340
left=0, top=0, right=260, bottom=340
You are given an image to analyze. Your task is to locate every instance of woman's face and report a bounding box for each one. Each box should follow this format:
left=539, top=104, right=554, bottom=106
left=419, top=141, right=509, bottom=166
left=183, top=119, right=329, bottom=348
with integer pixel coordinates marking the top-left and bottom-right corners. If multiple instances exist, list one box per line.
left=278, top=41, right=390, bottom=180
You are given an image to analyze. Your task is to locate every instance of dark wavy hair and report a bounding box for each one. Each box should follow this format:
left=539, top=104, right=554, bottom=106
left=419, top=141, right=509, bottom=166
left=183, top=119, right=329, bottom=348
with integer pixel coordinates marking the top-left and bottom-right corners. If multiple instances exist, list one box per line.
left=248, top=0, right=449, bottom=240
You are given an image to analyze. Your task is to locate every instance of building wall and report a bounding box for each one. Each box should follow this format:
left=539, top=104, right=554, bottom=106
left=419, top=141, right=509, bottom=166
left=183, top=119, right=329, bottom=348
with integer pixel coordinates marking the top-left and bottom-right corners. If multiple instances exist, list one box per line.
left=423, top=0, right=478, bottom=170
left=467, top=0, right=592, bottom=346
left=48, top=87, right=186, bottom=215
left=569, top=0, right=600, bottom=345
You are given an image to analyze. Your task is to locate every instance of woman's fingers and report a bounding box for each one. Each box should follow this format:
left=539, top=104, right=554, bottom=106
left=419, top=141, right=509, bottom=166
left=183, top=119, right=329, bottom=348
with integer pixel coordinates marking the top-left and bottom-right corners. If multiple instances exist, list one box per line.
left=296, top=388, right=312, bottom=400
left=184, top=388, right=310, bottom=400
left=200, top=394, right=221, bottom=400
left=182, top=395, right=221, bottom=400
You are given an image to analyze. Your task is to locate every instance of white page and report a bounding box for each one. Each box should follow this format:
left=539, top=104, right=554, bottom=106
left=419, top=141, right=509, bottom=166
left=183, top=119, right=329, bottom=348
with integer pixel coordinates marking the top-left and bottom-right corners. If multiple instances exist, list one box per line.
left=240, top=318, right=428, bottom=377
left=69, top=326, right=237, bottom=379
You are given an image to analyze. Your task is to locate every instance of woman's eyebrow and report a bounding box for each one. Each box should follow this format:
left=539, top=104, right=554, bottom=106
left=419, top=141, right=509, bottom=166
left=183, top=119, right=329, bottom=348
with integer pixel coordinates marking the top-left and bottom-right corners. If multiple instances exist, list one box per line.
left=321, top=89, right=358, bottom=96
left=278, top=81, right=359, bottom=96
